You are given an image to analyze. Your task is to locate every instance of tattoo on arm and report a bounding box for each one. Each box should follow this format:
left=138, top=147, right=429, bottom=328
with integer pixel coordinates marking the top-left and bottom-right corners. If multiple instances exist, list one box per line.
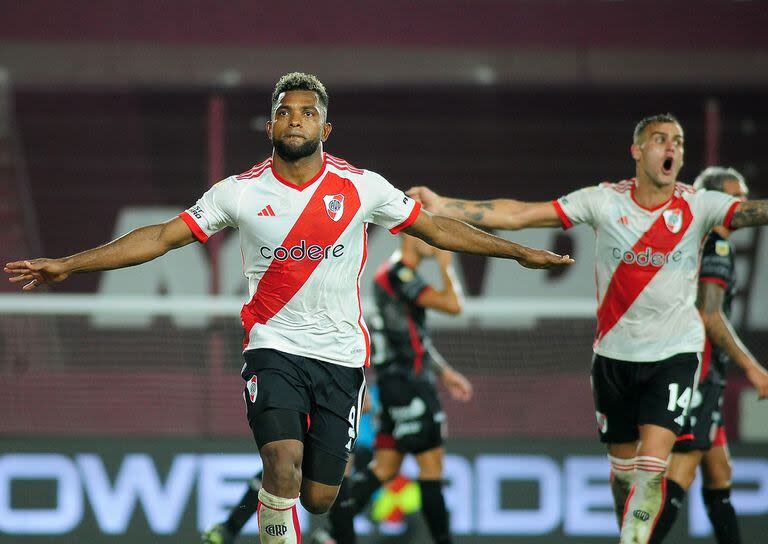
left=730, top=200, right=768, bottom=229
left=445, top=200, right=496, bottom=223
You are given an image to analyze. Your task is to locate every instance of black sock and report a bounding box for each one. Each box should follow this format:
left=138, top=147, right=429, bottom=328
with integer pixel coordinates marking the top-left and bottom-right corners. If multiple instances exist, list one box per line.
left=224, top=471, right=262, bottom=535
left=329, top=467, right=382, bottom=544
left=418, top=479, right=452, bottom=544
left=703, top=487, right=741, bottom=544
left=648, top=479, right=685, bottom=544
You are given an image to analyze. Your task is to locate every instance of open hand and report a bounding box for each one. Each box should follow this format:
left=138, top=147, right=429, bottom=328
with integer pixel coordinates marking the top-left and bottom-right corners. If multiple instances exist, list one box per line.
left=4, top=259, right=71, bottom=290
left=746, top=365, right=768, bottom=400
left=440, top=368, right=473, bottom=402
left=518, top=248, right=575, bottom=269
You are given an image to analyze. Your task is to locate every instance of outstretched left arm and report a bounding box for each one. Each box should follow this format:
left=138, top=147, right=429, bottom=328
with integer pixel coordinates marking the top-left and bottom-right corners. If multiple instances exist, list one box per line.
left=730, top=200, right=768, bottom=229
left=402, top=209, right=574, bottom=269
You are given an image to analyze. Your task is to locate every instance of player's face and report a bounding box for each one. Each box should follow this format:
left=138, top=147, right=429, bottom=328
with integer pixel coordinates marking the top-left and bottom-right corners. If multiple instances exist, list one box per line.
left=267, top=90, right=331, bottom=161
left=722, top=178, right=749, bottom=201
left=632, top=122, right=685, bottom=187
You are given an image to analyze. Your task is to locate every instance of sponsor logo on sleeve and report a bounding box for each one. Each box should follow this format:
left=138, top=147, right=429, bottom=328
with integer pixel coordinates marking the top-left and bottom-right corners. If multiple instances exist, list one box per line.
left=715, top=240, right=730, bottom=256
left=189, top=205, right=204, bottom=220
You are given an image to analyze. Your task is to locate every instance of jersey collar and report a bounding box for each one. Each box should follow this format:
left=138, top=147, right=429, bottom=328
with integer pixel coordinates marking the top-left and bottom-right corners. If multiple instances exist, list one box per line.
left=630, top=179, right=676, bottom=212
left=270, top=153, right=328, bottom=192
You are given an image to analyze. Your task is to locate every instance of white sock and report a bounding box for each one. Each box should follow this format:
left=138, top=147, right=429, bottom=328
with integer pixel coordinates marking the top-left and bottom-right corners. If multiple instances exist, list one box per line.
left=609, top=455, right=636, bottom=528
left=620, top=456, right=668, bottom=544
left=257, top=488, right=300, bottom=543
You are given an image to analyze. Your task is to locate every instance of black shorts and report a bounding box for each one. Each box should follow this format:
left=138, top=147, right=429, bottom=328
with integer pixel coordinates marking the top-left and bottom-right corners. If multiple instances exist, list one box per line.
left=673, top=379, right=726, bottom=452
left=241, top=349, right=366, bottom=485
left=591, top=352, right=700, bottom=444
left=375, top=374, right=444, bottom=454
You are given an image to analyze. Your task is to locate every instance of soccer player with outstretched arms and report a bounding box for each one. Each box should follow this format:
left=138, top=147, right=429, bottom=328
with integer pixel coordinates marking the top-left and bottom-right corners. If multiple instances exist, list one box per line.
left=5, top=72, right=572, bottom=544
left=408, top=113, right=768, bottom=544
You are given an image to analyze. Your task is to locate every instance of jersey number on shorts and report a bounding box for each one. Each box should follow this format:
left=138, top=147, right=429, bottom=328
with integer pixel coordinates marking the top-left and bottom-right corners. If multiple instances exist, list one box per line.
left=346, top=406, right=357, bottom=451
left=667, top=383, right=692, bottom=412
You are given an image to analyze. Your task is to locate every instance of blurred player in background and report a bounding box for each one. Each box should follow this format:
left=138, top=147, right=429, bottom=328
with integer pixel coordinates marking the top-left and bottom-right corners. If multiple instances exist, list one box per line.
left=408, top=113, right=768, bottom=544
left=312, top=233, right=472, bottom=544
left=201, top=386, right=378, bottom=544
left=5, top=72, right=572, bottom=544
left=649, top=167, right=768, bottom=544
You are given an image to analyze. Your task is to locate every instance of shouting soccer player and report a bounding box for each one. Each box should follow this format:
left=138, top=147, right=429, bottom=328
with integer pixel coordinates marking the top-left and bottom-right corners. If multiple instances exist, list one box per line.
left=649, top=167, right=768, bottom=544
left=408, top=113, right=768, bottom=544
left=5, top=72, right=572, bottom=544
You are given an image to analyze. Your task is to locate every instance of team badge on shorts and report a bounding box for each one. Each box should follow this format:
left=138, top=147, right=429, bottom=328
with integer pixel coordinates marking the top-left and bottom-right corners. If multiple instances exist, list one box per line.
left=662, top=208, right=683, bottom=233
left=323, top=193, right=345, bottom=222
left=595, top=411, right=608, bottom=434
left=247, top=376, right=258, bottom=402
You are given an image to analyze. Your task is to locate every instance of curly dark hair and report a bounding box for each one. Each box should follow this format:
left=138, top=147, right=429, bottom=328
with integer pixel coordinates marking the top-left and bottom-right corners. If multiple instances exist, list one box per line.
left=633, top=113, right=681, bottom=143
left=271, top=72, right=329, bottom=115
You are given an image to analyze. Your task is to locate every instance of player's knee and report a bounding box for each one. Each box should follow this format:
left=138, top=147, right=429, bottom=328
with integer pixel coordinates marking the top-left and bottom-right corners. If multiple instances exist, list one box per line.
left=703, top=462, right=732, bottom=488
left=667, top=462, right=697, bottom=491
left=417, top=462, right=443, bottom=480
left=371, top=463, right=399, bottom=483
left=260, top=442, right=302, bottom=487
left=299, top=487, right=338, bottom=514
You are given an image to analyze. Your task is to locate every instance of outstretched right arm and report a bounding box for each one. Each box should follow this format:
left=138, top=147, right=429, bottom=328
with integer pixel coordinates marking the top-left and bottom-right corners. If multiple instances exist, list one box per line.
left=5, top=216, right=196, bottom=290
left=407, top=186, right=561, bottom=230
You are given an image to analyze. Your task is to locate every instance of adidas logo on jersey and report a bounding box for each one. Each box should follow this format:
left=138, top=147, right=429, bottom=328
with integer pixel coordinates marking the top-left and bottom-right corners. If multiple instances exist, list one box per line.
left=258, top=205, right=276, bottom=217
left=260, top=240, right=346, bottom=261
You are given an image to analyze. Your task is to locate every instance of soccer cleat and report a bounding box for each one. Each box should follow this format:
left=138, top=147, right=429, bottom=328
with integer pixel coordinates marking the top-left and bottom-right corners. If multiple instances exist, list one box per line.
left=201, top=523, right=235, bottom=544
left=307, top=528, right=337, bottom=544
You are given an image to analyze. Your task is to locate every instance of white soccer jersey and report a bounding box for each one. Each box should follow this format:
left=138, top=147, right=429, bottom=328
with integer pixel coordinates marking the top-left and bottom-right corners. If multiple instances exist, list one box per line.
left=553, top=179, right=740, bottom=362
left=179, top=153, right=421, bottom=368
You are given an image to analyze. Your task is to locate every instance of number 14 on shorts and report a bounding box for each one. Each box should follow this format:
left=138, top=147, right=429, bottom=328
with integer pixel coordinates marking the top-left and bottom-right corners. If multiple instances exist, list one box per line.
left=668, top=383, right=692, bottom=426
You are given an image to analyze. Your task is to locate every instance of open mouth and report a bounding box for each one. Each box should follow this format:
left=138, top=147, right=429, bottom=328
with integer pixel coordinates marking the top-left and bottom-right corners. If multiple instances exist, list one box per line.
left=662, top=157, right=673, bottom=175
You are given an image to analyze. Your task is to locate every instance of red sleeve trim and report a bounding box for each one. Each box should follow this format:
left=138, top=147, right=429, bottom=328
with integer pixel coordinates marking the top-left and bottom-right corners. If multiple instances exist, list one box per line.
left=699, top=276, right=728, bottom=290
left=414, top=285, right=434, bottom=305
left=551, top=200, right=573, bottom=230
left=178, top=211, right=209, bottom=243
left=389, top=201, right=422, bottom=234
left=722, top=200, right=740, bottom=230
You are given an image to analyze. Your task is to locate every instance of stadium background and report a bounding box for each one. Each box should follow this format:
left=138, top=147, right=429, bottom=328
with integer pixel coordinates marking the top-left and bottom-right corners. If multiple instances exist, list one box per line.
left=1, top=2, right=767, bottom=543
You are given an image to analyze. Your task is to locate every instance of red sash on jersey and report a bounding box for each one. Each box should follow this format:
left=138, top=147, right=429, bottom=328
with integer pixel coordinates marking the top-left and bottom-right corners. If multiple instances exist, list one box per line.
left=241, top=172, right=361, bottom=343
left=595, top=197, right=694, bottom=346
